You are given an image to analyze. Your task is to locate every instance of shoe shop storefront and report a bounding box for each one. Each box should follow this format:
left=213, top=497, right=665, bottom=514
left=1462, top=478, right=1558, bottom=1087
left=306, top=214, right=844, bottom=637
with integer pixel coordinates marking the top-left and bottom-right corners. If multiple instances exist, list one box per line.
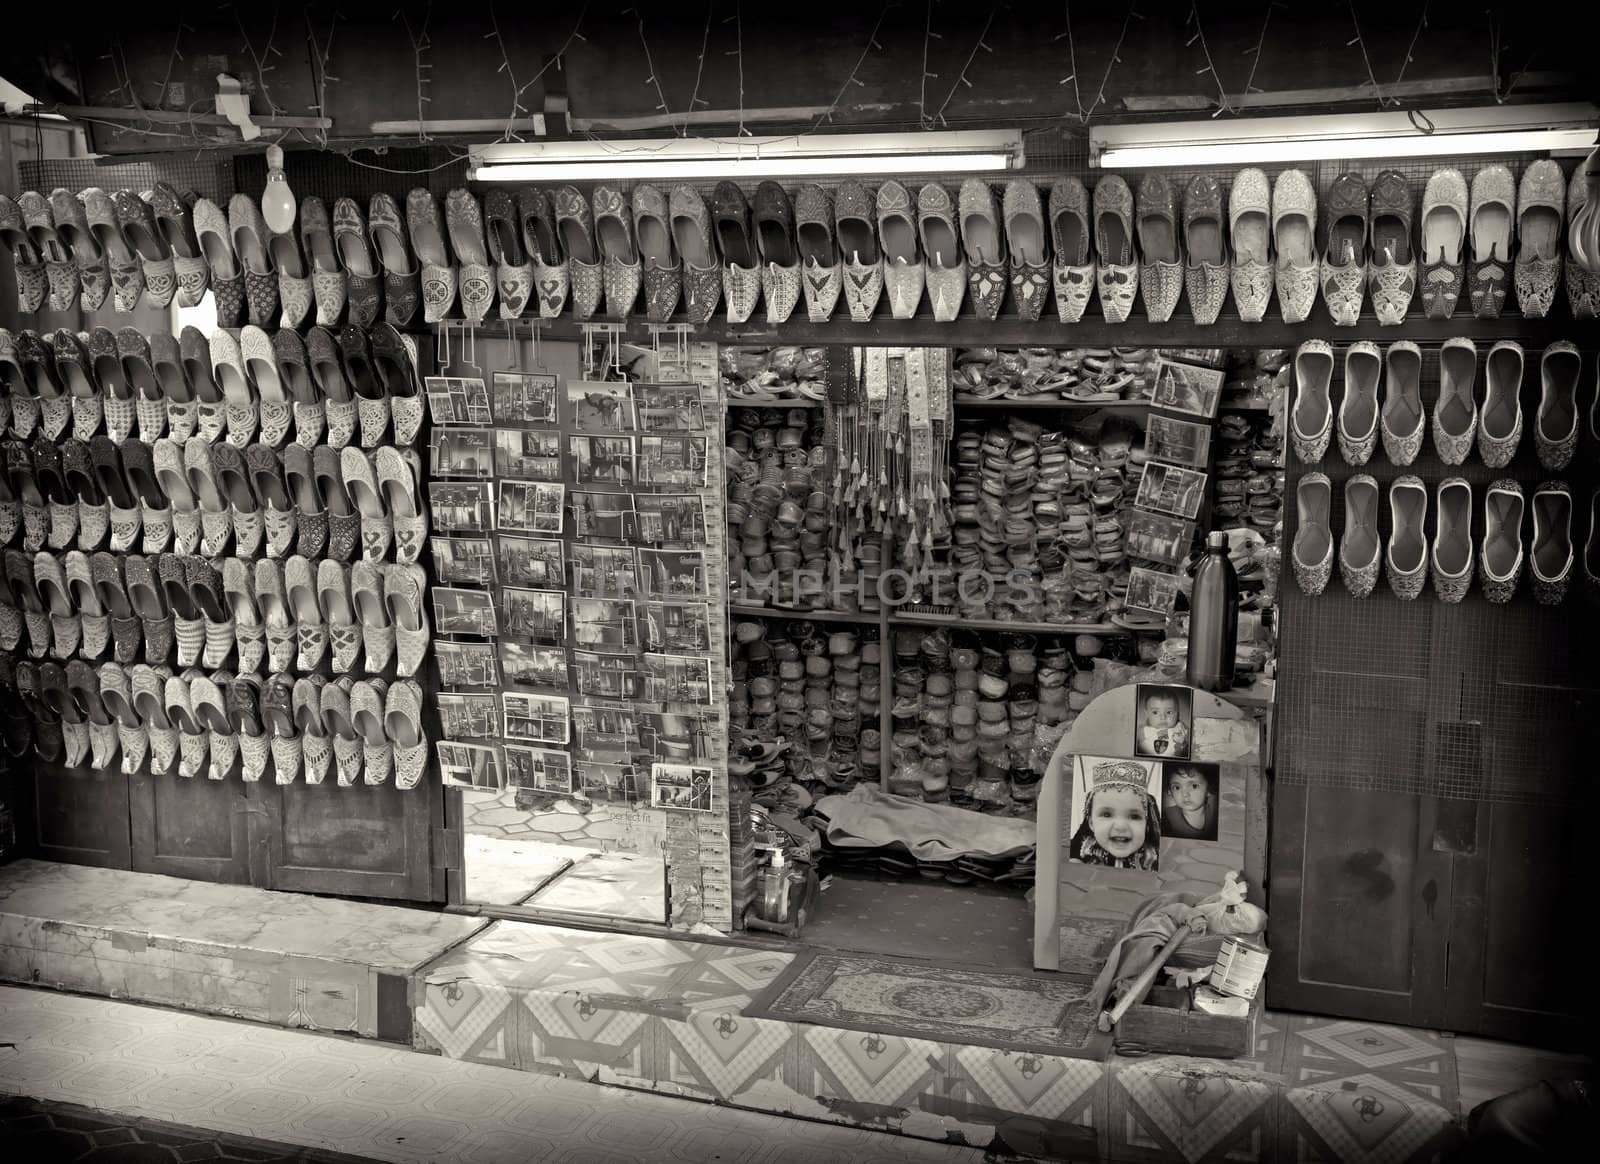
left=0, top=10, right=1594, bottom=1161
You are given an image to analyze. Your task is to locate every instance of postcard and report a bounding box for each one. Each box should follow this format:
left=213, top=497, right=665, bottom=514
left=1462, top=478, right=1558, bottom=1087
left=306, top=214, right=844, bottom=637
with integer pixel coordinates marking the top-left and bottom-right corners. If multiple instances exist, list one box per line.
left=428, top=481, right=493, bottom=533
left=639, top=712, right=713, bottom=761
left=634, top=493, right=706, bottom=544
left=437, top=741, right=502, bottom=790
left=431, top=536, right=496, bottom=586
left=1152, top=358, right=1226, bottom=419
left=505, top=745, right=573, bottom=793
left=651, top=762, right=716, bottom=812
left=570, top=490, right=636, bottom=540
left=491, top=371, right=559, bottom=424
left=569, top=435, right=636, bottom=486
left=571, top=702, right=638, bottom=754
left=571, top=597, right=637, bottom=649
left=1126, top=510, right=1198, bottom=566
left=634, top=383, right=706, bottom=432
left=437, top=693, right=502, bottom=740
left=567, top=381, right=635, bottom=432
left=1134, top=463, right=1208, bottom=520
left=635, top=436, right=708, bottom=488
left=497, top=480, right=565, bottom=534
left=502, top=691, right=571, bottom=745
left=433, top=588, right=499, bottom=637
left=424, top=376, right=491, bottom=425
left=575, top=760, right=646, bottom=804
left=429, top=427, right=495, bottom=478
left=498, top=641, right=570, bottom=688
left=1145, top=414, right=1213, bottom=469
left=640, top=601, right=710, bottom=653
left=493, top=429, right=563, bottom=481
left=434, top=641, right=499, bottom=688
left=1125, top=566, right=1182, bottom=618
left=638, top=548, right=708, bottom=597
left=642, top=652, right=714, bottom=703
left=501, top=587, right=566, bottom=641
left=572, top=650, right=644, bottom=699
left=571, top=544, right=641, bottom=598
left=496, top=535, right=565, bottom=589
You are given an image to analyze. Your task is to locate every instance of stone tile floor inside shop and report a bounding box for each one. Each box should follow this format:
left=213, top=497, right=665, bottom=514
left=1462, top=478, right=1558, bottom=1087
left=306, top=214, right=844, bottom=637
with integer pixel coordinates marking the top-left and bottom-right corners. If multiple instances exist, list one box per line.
left=1, top=858, right=1592, bottom=1163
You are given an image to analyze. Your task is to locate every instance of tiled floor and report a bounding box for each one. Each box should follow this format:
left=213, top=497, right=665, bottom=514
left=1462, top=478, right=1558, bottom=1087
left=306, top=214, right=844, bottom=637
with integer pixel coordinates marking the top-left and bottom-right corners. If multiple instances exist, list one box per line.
left=803, top=875, right=1035, bottom=971
left=0, top=985, right=991, bottom=1164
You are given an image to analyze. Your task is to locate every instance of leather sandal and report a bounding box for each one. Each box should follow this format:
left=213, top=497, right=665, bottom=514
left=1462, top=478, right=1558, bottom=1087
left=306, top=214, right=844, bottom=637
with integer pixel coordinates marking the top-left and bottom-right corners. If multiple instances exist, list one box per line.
left=369, top=192, right=420, bottom=326
left=1320, top=172, right=1369, bottom=326
left=554, top=185, right=602, bottom=320
left=1272, top=169, right=1317, bottom=323
left=593, top=186, right=641, bottom=321
left=333, top=197, right=381, bottom=327
left=49, top=189, right=109, bottom=312
left=835, top=180, right=883, bottom=322
left=484, top=189, right=531, bottom=320
left=151, top=183, right=209, bottom=308
left=299, top=195, right=345, bottom=327
left=755, top=181, right=801, bottom=324
left=877, top=180, right=923, bottom=320
left=0, top=194, right=47, bottom=313
left=794, top=184, right=841, bottom=323
left=113, top=189, right=176, bottom=309
left=194, top=197, right=244, bottom=327
left=1136, top=173, right=1182, bottom=323
left=230, top=194, right=279, bottom=326
left=519, top=188, right=569, bottom=319
left=20, top=191, right=80, bottom=312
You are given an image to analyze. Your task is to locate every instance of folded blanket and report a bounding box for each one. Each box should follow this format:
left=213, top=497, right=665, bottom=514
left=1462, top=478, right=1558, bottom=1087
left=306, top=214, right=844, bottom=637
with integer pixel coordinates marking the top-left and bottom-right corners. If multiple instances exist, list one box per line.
left=812, top=785, right=1036, bottom=862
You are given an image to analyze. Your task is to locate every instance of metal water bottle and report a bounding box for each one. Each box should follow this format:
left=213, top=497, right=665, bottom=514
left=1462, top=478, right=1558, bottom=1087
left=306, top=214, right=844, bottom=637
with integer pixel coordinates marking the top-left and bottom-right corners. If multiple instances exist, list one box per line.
left=1187, top=531, right=1238, bottom=692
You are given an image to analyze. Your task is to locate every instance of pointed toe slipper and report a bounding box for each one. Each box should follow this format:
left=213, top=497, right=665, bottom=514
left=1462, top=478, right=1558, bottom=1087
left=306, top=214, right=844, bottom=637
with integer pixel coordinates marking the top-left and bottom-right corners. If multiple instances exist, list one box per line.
left=519, top=188, right=569, bottom=319
left=484, top=189, right=531, bottom=320
left=834, top=180, right=882, bottom=322
left=1093, top=176, right=1138, bottom=323
left=370, top=193, right=420, bottom=327
left=554, top=185, right=602, bottom=320
left=1049, top=178, right=1094, bottom=323
left=593, top=186, right=642, bottom=321
left=794, top=184, right=841, bottom=323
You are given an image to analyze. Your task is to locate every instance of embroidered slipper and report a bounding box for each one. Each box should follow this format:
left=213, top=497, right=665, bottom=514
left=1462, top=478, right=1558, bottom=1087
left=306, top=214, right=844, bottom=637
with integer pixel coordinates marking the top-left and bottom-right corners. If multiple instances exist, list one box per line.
left=272, top=327, right=323, bottom=448
left=213, top=442, right=263, bottom=557
left=660, top=184, right=716, bottom=324
left=996, top=179, right=1046, bottom=323
left=190, top=671, right=235, bottom=780
left=384, top=561, right=429, bottom=678
left=255, top=558, right=296, bottom=674
left=130, top=662, right=177, bottom=773
left=161, top=671, right=205, bottom=777
left=620, top=183, right=676, bottom=324
left=1565, top=166, right=1600, bottom=320
left=1479, top=340, right=1525, bottom=468
left=520, top=187, right=569, bottom=319
left=286, top=553, right=326, bottom=671
left=64, top=550, right=107, bottom=659
left=294, top=195, right=344, bottom=326
left=0, top=657, right=33, bottom=756
left=407, top=188, right=457, bottom=323
left=121, top=441, right=170, bottom=554
left=230, top=193, right=279, bottom=326
left=180, top=326, right=226, bottom=443
left=386, top=679, right=427, bottom=789
left=182, top=557, right=230, bottom=671
left=352, top=559, right=393, bottom=673
left=446, top=188, right=495, bottom=323
left=1368, top=169, right=1416, bottom=325
left=51, top=330, right=102, bottom=442
left=247, top=443, right=297, bottom=559
left=1515, top=159, right=1566, bottom=319
left=352, top=678, right=391, bottom=785
left=49, top=189, right=109, bottom=312
left=374, top=446, right=426, bottom=563
left=67, top=658, right=118, bottom=770
left=1433, top=337, right=1479, bottom=466
left=1180, top=174, right=1229, bottom=326
left=114, top=189, right=176, bottom=309
left=90, top=550, right=140, bottom=664
left=157, top=553, right=203, bottom=667
left=315, top=445, right=358, bottom=562
left=0, top=193, right=48, bottom=313
left=1135, top=173, right=1183, bottom=323
left=182, top=437, right=231, bottom=557
left=590, top=185, right=642, bottom=321
left=322, top=677, right=363, bottom=786
left=554, top=184, right=602, bottom=320
left=1469, top=164, right=1515, bottom=319
left=262, top=672, right=300, bottom=784
left=34, top=434, right=80, bottom=553
left=241, top=325, right=291, bottom=448
left=149, top=332, right=195, bottom=443
left=38, top=435, right=84, bottom=551
left=223, top=557, right=265, bottom=673
left=792, top=183, right=840, bottom=323
left=17, top=660, right=64, bottom=763
left=1272, top=169, right=1318, bottom=323
left=484, top=189, right=531, bottom=320
left=98, top=660, right=142, bottom=772
left=210, top=329, right=257, bottom=448
left=1338, top=341, right=1382, bottom=466
left=19, top=191, right=80, bottom=312
left=1291, top=339, right=1335, bottom=464
left=2, top=330, right=42, bottom=442
left=1320, top=171, right=1369, bottom=326
left=1047, top=178, right=1094, bottom=323
left=0, top=458, right=17, bottom=553
left=292, top=675, right=331, bottom=785
left=317, top=560, right=359, bottom=673
left=1381, top=341, right=1426, bottom=465
left=913, top=182, right=962, bottom=323
left=228, top=672, right=269, bottom=781
left=17, top=329, right=71, bottom=441
left=334, top=197, right=382, bottom=327
left=150, top=183, right=208, bottom=308
left=306, top=326, right=355, bottom=448
left=0, top=578, right=20, bottom=655
left=194, top=197, right=244, bottom=327
left=124, top=553, right=173, bottom=664
left=82, top=188, right=143, bottom=312
left=342, top=446, right=390, bottom=560
left=81, top=328, right=130, bottom=446
left=281, top=444, right=324, bottom=558
left=340, top=324, right=388, bottom=448
left=39, top=660, right=90, bottom=767
left=875, top=180, right=922, bottom=321
left=152, top=438, right=199, bottom=554
left=268, top=209, right=313, bottom=329
left=112, top=328, right=164, bottom=444
left=1420, top=168, right=1468, bottom=320
left=370, top=323, right=423, bottom=446
left=750, top=181, right=800, bottom=325
left=1092, top=176, right=1138, bottom=323
left=33, top=550, right=78, bottom=660
left=832, top=180, right=882, bottom=323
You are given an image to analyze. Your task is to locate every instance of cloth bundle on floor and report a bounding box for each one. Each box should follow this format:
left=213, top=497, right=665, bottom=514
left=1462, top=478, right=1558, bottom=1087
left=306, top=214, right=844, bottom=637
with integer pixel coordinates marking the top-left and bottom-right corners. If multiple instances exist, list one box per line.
left=812, top=783, right=1035, bottom=862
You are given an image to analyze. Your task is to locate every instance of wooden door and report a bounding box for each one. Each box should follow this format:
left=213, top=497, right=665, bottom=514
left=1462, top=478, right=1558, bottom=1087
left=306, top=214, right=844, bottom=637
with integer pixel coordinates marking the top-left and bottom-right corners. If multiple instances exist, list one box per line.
left=247, top=779, right=443, bottom=902
left=128, top=770, right=251, bottom=883
left=12, top=761, right=132, bottom=869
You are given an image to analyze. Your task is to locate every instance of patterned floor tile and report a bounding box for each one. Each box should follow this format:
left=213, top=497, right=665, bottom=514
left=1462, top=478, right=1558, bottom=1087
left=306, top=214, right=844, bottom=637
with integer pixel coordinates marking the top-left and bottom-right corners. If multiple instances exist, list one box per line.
left=1279, top=1071, right=1462, bottom=1163
left=1282, top=1015, right=1459, bottom=1110
left=798, top=1025, right=951, bottom=1111
left=1110, top=1056, right=1280, bottom=1163
left=0, top=985, right=983, bottom=1163
left=526, top=853, right=669, bottom=923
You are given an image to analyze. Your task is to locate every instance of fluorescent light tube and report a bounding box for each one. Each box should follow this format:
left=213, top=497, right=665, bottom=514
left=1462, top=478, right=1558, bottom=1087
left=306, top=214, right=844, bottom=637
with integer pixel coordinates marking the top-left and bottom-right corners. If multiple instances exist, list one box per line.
left=469, top=130, right=1022, bottom=182
left=1092, top=105, right=1598, bottom=168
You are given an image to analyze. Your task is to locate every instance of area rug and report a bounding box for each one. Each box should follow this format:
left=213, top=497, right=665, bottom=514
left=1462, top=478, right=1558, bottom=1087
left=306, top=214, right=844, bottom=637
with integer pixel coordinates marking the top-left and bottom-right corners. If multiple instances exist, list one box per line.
left=747, top=950, right=1110, bottom=1060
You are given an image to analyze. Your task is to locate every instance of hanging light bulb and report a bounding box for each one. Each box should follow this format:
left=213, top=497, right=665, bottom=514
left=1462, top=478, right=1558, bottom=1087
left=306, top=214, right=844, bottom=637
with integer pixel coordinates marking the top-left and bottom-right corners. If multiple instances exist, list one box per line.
left=261, top=144, right=297, bottom=234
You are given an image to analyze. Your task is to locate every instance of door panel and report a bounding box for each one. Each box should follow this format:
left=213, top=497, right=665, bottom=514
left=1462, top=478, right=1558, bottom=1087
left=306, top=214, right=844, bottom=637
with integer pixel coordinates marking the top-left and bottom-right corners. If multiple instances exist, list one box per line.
left=129, top=770, right=250, bottom=883
left=18, top=762, right=131, bottom=869
left=249, top=779, right=439, bottom=901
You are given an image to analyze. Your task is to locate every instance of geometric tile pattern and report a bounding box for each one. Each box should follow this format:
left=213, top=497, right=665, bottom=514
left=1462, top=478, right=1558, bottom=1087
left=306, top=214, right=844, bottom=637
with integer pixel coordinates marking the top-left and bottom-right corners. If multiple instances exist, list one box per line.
left=0, top=985, right=985, bottom=1164
left=524, top=852, right=669, bottom=923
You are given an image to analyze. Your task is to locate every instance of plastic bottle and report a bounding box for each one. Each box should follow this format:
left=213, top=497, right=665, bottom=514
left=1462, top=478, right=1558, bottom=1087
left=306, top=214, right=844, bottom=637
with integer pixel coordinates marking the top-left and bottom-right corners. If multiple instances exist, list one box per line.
left=1187, top=531, right=1238, bottom=692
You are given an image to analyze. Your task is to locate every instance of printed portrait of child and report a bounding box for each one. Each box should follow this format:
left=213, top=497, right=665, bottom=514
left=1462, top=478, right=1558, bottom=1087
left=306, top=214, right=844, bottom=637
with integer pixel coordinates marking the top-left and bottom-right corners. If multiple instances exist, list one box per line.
left=1069, top=757, right=1162, bottom=871
left=1133, top=683, right=1193, bottom=760
left=1162, top=763, right=1220, bottom=842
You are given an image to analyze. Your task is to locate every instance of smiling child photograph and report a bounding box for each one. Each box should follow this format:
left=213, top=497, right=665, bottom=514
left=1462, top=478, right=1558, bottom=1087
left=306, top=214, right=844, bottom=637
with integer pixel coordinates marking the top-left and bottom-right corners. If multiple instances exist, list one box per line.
left=1069, top=756, right=1162, bottom=871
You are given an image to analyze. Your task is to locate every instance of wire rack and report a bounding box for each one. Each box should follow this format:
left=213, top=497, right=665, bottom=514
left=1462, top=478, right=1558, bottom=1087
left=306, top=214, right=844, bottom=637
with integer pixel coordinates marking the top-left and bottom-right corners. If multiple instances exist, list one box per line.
left=17, top=156, right=232, bottom=202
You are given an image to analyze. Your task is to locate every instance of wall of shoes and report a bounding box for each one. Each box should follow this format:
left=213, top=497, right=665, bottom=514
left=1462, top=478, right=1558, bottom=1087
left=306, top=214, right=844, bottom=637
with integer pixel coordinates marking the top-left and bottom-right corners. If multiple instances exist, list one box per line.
left=426, top=330, right=734, bottom=931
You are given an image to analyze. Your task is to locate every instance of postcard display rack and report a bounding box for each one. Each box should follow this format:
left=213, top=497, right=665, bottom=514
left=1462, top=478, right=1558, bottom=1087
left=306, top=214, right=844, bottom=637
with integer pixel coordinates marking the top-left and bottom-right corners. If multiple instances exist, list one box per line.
left=425, top=328, right=734, bottom=932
